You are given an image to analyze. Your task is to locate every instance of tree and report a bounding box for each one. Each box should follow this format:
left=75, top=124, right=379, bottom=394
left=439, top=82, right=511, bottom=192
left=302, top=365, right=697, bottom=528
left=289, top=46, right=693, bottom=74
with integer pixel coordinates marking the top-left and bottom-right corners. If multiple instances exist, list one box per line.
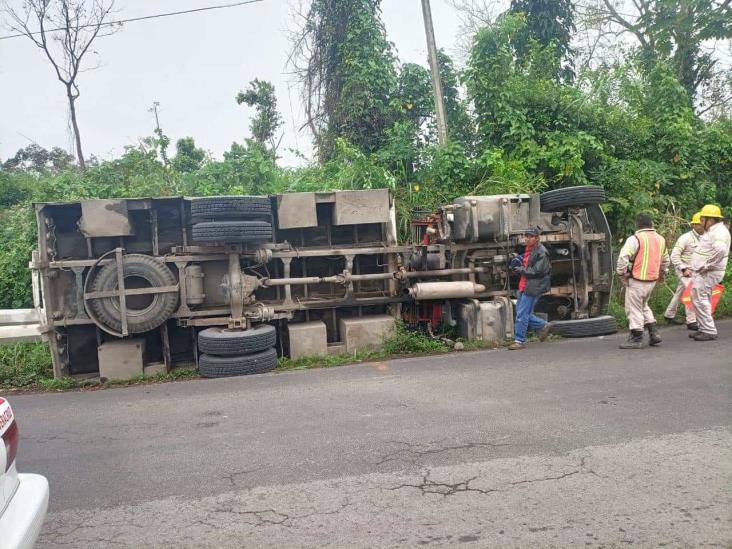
left=395, top=53, right=475, bottom=152
left=397, top=63, right=433, bottom=129
left=3, top=0, right=118, bottom=170
left=437, top=50, right=476, bottom=151
left=2, top=144, right=74, bottom=172
left=236, top=79, right=283, bottom=151
left=446, top=0, right=501, bottom=55
left=171, top=138, right=206, bottom=173
left=589, top=0, right=731, bottom=108
left=148, top=102, right=170, bottom=166
left=290, top=0, right=398, bottom=160
left=509, top=0, right=576, bottom=81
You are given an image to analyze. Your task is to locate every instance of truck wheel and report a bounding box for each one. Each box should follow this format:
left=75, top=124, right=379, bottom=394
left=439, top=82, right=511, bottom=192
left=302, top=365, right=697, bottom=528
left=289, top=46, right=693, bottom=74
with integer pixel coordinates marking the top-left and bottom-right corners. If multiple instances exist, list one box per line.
left=192, top=221, right=273, bottom=243
left=199, top=348, right=278, bottom=378
left=198, top=325, right=276, bottom=356
left=191, top=196, right=272, bottom=222
left=88, top=254, right=179, bottom=334
left=540, top=186, right=606, bottom=212
left=553, top=315, right=618, bottom=338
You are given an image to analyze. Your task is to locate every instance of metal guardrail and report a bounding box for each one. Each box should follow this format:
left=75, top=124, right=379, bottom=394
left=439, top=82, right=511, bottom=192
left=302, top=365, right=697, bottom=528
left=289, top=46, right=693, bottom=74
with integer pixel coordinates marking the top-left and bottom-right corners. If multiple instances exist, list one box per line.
left=0, top=309, right=42, bottom=344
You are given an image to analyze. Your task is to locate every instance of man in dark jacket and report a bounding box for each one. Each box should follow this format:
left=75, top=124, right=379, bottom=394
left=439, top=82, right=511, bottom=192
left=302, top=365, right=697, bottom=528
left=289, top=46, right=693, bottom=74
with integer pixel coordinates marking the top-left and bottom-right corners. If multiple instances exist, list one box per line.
left=508, top=227, right=553, bottom=350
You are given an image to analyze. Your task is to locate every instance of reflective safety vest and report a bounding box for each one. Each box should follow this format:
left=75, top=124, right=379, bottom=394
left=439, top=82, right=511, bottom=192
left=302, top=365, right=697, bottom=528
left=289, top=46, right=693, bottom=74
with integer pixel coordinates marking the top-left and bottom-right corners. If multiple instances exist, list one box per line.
left=632, top=231, right=666, bottom=281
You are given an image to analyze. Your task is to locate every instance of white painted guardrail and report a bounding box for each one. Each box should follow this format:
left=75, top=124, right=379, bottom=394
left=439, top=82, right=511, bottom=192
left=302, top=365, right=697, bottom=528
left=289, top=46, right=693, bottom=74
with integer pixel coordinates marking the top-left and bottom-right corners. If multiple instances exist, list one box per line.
left=0, top=309, right=43, bottom=343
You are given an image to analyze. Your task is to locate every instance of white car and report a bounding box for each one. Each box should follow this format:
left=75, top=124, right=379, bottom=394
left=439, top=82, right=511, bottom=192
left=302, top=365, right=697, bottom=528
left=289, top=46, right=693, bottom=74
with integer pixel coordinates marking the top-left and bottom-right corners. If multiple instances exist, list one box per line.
left=0, top=397, right=49, bottom=549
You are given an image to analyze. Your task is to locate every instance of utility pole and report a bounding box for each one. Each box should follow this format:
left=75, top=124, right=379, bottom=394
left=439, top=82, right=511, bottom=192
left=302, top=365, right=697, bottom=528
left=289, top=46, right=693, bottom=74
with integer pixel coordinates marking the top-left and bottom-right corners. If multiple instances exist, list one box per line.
left=421, top=0, right=448, bottom=146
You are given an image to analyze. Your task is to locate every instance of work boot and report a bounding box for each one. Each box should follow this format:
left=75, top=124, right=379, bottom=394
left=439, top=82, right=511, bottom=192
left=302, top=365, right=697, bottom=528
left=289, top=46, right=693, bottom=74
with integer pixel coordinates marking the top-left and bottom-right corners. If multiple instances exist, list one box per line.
left=686, top=322, right=698, bottom=331
left=693, top=332, right=717, bottom=341
left=645, top=323, right=662, bottom=346
left=538, top=322, right=555, bottom=342
left=619, top=330, right=645, bottom=349
left=664, top=316, right=684, bottom=325
left=507, top=341, right=525, bottom=350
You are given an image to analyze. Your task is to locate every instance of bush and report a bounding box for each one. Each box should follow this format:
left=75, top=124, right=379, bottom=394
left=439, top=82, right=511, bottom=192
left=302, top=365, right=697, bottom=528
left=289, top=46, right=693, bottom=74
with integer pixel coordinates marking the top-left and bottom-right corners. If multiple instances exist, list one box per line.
left=0, top=342, right=53, bottom=389
left=382, top=322, right=449, bottom=355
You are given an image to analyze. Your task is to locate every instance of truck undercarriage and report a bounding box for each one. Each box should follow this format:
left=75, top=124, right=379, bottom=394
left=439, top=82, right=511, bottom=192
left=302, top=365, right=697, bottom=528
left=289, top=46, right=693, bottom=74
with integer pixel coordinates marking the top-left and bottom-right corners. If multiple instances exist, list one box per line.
left=26, top=186, right=615, bottom=379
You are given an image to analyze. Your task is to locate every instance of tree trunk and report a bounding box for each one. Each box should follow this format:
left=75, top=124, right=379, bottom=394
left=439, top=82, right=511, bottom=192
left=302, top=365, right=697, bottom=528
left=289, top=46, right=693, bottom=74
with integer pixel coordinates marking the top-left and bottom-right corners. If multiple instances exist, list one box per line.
left=67, top=90, right=86, bottom=170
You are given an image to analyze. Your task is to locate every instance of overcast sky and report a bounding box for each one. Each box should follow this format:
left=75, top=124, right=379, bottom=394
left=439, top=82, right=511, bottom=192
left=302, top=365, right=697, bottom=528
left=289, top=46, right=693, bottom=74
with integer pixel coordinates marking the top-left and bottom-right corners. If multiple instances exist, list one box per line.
left=0, top=0, right=477, bottom=166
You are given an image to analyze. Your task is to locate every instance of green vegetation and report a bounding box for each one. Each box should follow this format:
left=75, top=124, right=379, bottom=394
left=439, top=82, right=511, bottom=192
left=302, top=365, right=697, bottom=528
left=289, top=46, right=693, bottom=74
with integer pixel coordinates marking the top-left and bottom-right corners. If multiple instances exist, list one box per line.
left=1, top=0, right=729, bottom=389
left=0, top=349, right=200, bottom=392
left=0, top=342, right=53, bottom=389
left=276, top=322, right=497, bottom=373
left=1, top=325, right=471, bottom=392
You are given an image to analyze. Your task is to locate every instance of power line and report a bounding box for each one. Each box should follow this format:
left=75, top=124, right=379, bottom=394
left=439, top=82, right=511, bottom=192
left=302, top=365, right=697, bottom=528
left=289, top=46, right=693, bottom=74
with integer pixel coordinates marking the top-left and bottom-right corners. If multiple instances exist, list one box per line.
left=0, top=0, right=265, bottom=41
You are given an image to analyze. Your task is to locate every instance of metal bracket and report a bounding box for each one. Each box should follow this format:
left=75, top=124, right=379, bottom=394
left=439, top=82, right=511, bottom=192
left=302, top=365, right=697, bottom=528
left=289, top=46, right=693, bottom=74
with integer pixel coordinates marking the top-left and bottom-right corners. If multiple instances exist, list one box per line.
left=71, top=267, right=89, bottom=319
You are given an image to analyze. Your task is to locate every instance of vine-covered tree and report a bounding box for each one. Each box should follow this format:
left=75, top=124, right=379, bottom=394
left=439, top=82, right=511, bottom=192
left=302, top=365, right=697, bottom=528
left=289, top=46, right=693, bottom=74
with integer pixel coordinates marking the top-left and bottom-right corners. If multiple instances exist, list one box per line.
left=236, top=79, right=283, bottom=151
left=437, top=50, right=476, bottom=151
left=592, top=0, right=731, bottom=109
left=290, top=0, right=398, bottom=160
left=171, top=138, right=206, bottom=173
left=397, top=63, right=433, bottom=130
left=509, top=0, right=576, bottom=81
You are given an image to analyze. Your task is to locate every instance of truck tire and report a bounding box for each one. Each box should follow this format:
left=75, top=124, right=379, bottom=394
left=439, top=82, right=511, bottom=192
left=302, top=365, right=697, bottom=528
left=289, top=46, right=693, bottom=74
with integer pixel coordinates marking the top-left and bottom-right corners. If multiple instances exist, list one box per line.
left=198, top=324, right=276, bottom=356
left=191, top=196, right=272, bottom=222
left=88, top=254, right=179, bottom=334
left=540, top=186, right=606, bottom=212
left=192, top=221, right=273, bottom=243
left=553, top=315, right=618, bottom=338
left=199, top=348, right=278, bottom=378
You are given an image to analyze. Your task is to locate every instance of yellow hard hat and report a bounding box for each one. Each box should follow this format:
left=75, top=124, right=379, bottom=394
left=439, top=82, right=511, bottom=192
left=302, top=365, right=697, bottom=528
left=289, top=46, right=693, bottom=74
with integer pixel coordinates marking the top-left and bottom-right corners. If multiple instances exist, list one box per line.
left=699, top=204, right=723, bottom=218
left=690, top=212, right=702, bottom=225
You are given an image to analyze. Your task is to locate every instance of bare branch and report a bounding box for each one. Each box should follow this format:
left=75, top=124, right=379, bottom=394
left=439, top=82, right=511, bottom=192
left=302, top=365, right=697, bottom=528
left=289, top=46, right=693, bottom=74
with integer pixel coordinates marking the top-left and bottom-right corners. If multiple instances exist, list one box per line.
left=600, top=0, right=648, bottom=47
left=2, top=0, right=118, bottom=170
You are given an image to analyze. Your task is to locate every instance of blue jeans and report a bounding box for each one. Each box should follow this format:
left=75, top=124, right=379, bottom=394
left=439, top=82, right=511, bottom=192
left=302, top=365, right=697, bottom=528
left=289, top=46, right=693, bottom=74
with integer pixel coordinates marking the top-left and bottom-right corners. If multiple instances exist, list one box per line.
left=514, top=292, right=547, bottom=343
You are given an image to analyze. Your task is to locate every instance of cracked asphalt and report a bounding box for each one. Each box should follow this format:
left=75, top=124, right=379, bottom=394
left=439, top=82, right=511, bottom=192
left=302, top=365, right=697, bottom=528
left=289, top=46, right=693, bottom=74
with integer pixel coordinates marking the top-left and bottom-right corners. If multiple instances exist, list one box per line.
left=9, top=320, right=732, bottom=547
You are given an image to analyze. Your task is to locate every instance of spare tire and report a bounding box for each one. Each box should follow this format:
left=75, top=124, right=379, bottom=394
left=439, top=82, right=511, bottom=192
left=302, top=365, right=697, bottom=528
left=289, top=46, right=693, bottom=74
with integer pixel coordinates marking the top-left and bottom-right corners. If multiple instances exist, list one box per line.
left=191, top=196, right=272, bottom=222
left=192, top=221, right=273, bottom=243
left=88, top=254, right=178, bottom=334
left=198, top=324, right=276, bottom=356
left=553, top=315, right=618, bottom=338
left=199, top=348, right=278, bottom=378
left=540, top=185, right=606, bottom=212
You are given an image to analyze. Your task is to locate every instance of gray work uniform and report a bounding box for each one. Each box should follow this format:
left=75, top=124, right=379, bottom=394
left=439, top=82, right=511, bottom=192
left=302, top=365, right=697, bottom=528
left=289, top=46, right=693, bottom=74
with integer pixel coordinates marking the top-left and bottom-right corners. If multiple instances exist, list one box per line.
left=616, top=229, right=670, bottom=332
left=690, top=222, right=731, bottom=335
left=664, top=230, right=700, bottom=323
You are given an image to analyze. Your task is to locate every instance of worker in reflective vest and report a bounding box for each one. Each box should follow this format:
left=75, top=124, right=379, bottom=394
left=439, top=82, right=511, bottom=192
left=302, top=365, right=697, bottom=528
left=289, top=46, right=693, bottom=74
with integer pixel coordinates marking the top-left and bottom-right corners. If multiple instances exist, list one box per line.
left=688, top=204, right=731, bottom=341
left=616, top=213, right=670, bottom=349
left=663, top=212, right=704, bottom=330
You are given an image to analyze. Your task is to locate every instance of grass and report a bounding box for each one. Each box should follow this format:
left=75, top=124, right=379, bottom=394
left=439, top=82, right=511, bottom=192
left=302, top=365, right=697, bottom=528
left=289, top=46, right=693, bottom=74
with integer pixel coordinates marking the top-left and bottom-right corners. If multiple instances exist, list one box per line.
left=277, top=350, right=380, bottom=371
left=276, top=322, right=498, bottom=372
left=0, top=342, right=54, bottom=389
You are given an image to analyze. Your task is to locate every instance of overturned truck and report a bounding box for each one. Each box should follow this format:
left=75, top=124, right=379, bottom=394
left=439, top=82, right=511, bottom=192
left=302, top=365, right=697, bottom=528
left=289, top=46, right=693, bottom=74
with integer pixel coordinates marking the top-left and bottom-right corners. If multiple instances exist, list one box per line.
left=29, top=186, right=616, bottom=379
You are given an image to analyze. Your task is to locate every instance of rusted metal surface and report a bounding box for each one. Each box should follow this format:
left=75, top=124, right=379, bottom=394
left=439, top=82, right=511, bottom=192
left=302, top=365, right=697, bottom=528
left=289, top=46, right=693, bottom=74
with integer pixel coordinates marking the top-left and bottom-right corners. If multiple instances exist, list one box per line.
left=79, top=199, right=134, bottom=238
left=276, top=192, right=318, bottom=229
left=333, top=189, right=390, bottom=225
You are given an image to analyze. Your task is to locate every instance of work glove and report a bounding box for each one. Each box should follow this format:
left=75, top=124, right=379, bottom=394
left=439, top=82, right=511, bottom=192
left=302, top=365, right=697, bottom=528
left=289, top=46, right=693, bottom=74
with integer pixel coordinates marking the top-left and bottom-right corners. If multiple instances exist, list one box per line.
left=509, top=255, right=523, bottom=271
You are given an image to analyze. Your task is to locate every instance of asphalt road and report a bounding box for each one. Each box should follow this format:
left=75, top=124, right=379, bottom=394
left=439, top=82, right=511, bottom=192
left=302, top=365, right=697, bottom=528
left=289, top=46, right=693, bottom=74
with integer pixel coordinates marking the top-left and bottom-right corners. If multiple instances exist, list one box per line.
left=10, top=321, right=732, bottom=548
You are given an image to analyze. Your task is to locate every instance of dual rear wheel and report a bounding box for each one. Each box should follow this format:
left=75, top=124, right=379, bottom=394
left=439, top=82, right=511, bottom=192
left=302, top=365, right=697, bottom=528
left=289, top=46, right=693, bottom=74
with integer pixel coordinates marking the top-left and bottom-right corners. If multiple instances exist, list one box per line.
left=190, top=196, right=273, bottom=244
left=197, top=324, right=278, bottom=378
